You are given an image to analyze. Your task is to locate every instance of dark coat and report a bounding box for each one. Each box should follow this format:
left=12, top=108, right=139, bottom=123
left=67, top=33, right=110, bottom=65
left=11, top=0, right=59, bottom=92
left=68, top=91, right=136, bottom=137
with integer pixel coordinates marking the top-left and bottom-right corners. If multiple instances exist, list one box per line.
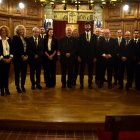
left=78, top=32, right=97, bottom=60
left=59, top=36, right=76, bottom=61
left=44, top=36, right=58, bottom=60
left=12, top=35, right=29, bottom=62
left=28, top=36, right=44, bottom=62
left=0, top=37, right=13, bottom=57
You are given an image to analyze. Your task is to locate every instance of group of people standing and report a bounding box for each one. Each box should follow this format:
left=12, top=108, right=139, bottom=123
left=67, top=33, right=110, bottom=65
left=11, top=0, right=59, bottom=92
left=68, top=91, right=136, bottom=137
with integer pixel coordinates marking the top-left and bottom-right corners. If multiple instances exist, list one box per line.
left=0, top=25, right=57, bottom=96
left=0, top=21, right=140, bottom=96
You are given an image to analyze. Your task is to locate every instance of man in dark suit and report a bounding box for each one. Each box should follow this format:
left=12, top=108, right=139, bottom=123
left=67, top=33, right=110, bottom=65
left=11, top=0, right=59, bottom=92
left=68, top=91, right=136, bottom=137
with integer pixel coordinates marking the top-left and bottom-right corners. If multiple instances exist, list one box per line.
left=133, top=30, right=140, bottom=91
left=28, top=27, right=44, bottom=90
left=118, top=31, right=131, bottom=89
left=40, top=27, right=46, bottom=39
left=114, top=30, right=126, bottom=86
left=78, top=21, right=97, bottom=89
left=97, top=29, right=117, bottom=89
left=59, top=27, right=76, bottom=88
left=95, top=28, right=106, bottom=85
left=125, top=30, right=138, bottom=90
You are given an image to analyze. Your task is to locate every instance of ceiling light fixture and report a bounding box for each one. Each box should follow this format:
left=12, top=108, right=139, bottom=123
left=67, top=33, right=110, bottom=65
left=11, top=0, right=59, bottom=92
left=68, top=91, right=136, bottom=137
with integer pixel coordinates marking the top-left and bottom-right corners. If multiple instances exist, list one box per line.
left=123, top=4, right=129, bottom=11
left=19, top=2, right=25, bottom=9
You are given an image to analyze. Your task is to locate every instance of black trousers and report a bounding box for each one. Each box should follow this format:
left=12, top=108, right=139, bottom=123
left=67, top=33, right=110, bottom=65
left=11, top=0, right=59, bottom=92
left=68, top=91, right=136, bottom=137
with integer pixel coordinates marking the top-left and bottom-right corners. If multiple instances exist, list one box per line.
left=73, top=57, right=80, bottom=84
left=114, top=57, right=119, bottom=83
left=98, top=59, right=113, bottom=85
left=126, top=60, right=135, bottom=88
left=0, top=61, right=10, bottom=90
left=60, top=58, right=74, bottom=86
left=13, top=60, right=27, bottom=88
left=44, top=59, right=56, bottom=87
left=135, top=63, right=140, bottom=90
left=118, top=60, right=126, bottom=86
left=29, top=59, right=41, bottom=86
left=80, top=59, right=93, bottom=86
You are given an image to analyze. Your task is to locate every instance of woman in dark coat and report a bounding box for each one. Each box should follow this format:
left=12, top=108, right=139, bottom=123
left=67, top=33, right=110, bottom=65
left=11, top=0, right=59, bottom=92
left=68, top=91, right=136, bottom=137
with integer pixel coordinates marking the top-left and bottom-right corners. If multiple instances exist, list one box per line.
left=0, top=26, right=13, bottom=96
left=12, top=25, right=29, bottom=93
left=43, top=28, right=58, bottom=88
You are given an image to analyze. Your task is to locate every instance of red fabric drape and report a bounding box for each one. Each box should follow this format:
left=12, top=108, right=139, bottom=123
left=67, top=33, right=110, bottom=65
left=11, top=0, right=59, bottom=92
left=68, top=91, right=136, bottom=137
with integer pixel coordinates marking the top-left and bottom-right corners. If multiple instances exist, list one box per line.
left=53, top=20, right=67, bottom=39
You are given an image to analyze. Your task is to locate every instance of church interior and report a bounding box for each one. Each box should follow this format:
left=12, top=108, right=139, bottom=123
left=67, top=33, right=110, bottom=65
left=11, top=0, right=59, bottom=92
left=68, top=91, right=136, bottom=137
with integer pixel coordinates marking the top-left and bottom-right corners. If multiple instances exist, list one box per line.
left=0, top=0, right=140, bottom=139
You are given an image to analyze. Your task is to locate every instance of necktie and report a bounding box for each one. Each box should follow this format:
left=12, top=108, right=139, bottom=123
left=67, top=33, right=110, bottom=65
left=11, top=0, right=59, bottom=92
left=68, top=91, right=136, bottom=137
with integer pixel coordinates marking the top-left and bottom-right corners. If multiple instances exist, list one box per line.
left=86, top=32, right=89, bottom=42
left=41, top=34, right=43, bottom=39
left=106, top=39, right=109, bottom=43
left=134, top=39, right=137, bottom=44
left=126, top=40, right=128, bottom=46
left=118, top=38, right=121, bottom=46
left=35, top=38, right=38, bottom=47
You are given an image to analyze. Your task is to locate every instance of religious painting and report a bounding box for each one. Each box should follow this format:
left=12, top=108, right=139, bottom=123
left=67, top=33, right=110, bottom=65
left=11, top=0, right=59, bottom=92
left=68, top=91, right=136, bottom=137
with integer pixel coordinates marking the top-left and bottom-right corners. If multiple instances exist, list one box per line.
left=68, top=12, right=77, bottom=23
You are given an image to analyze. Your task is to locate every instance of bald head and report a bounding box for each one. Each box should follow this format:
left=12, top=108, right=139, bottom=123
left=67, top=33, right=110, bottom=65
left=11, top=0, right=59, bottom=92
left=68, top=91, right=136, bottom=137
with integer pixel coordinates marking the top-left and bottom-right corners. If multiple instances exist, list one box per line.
left=125, top=31, right=131, bottom=40
left=66, top=27, right=72, bottom=37
left=95, top=28, right=101, bottom=37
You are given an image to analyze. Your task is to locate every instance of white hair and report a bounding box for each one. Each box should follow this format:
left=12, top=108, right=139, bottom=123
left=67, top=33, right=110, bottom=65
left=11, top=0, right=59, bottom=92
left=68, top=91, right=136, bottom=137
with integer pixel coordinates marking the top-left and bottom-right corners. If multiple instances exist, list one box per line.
left=14, top=25, right=26, bottom=36
left=32, top=27, right=40, bottom=32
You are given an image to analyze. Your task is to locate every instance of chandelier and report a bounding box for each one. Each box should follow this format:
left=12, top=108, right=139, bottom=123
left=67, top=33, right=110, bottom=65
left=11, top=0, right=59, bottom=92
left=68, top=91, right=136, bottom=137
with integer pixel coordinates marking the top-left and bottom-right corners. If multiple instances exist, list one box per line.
left=35, top=0, right=124, bottom=7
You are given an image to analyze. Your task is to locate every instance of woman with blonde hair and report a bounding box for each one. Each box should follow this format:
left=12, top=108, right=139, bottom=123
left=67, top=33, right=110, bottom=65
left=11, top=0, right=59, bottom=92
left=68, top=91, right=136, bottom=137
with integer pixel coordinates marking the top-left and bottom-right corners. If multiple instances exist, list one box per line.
left=0, top=26, right=13, bottom=96
left=12, top=25, right=29, bottom=93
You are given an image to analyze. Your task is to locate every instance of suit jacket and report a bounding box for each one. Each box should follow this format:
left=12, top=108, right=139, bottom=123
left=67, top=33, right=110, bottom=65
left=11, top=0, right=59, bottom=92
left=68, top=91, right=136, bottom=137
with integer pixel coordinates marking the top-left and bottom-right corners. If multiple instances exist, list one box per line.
left=12, top=35, right=29, bottom=62
left=78, top=32, right=97, bottom=60
left=97, top=37, right=117, bottom=62
left=59, top=36, right=76, bottom=61
left=44, top=36, right=58, bottom=60
left=134, top=39, right=140, bottom=64
left=0, top=37, right=13, bottom=58
left=28, top=36, right=44, bottom=62
left=114, top=37, right=126, bottom=59
left=127, top=39, right=138, bottom=62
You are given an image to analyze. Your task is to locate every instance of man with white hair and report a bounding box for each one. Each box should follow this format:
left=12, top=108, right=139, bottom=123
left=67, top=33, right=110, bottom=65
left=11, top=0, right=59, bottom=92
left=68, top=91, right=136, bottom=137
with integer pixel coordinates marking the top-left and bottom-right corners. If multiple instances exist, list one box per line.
left=97, top=29, right=117, bottom=89
left=28, top=27, right=44, bottom=90
left=117, top=31, right=131, bottom=89
left=59, top=27, right=76, bottom=88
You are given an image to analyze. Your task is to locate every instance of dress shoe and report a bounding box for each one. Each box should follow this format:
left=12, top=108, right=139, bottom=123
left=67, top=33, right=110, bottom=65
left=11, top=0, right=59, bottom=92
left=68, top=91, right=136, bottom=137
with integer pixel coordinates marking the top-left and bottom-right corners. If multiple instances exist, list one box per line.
left=31, top=85, right=35, bottom=90
left=80, top=85, right=84, bottom=89
left=16, top=87, right=22, bottom=93
left=88, top=85, right=93, bottom=89
left=72, top=81, right=76, bottom=86
left=118, top=84, right=123, bottom=90
left=98, top=82, right=103, bottom=88
left=1, top=89, right=5, bottom=96
left=108, top=83, right=112, bottom=89
left=67, top=84, right=72, bottom=88
left=5, top=89, right=10, bottom=95
left=61, top=84, right=66, bottom=88
left=67, top=85, right=72, bottom=88
left=21, top=86, right=26, bottom=92
left=36, top=85, right=42, bottom=89
left=113, top=81, right=117, bottom=86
